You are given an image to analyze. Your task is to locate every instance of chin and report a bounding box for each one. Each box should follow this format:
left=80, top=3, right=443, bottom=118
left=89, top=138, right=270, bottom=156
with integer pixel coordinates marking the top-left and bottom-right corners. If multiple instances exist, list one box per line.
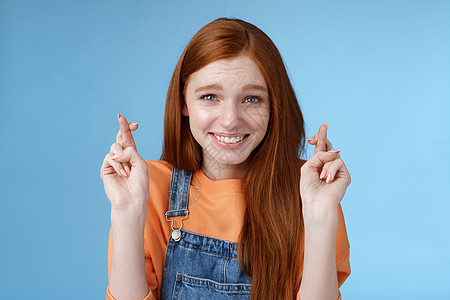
left=211, top=152, right=249, bottom=166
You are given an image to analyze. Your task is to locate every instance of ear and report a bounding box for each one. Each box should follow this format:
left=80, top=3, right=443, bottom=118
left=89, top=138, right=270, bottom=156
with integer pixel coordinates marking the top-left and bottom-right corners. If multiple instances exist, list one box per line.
left=182, top=104, right=189, bottom=116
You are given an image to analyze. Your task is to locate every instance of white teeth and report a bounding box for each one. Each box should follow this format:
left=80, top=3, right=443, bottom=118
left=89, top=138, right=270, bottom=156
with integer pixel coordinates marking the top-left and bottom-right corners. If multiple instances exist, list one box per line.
left=213, top=134, right=246, bottom=144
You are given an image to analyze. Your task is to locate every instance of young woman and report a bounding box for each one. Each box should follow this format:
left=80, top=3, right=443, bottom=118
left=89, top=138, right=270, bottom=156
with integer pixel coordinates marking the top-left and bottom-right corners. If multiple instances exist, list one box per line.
left=100, top=18, right=351, bottom=300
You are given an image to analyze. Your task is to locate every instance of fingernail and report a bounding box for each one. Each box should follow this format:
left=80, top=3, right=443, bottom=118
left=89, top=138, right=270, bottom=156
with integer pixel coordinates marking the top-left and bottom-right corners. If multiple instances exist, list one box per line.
left=324, top=122, right=328, bottom=127
left=111, top=152, right=123, bottom=159
left=118, top=113, right=121, bottom=119
left=307, top=137, right=313, bottom=142
left=328, top=149, right=340, bottom=153
left=326, top=174, right=331, bottom=183
left=120, top=169, right=128, bottom=176
left=124, top=165, right=131, bottom=176
left=130, top=122, right=138, bottom=126
left=320, top=168, right=326, bottom=179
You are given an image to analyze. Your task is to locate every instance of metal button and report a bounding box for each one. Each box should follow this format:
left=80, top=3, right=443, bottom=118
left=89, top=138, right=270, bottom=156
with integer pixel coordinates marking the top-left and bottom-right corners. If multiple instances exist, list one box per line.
left=171, top=229, right=181, bottom=242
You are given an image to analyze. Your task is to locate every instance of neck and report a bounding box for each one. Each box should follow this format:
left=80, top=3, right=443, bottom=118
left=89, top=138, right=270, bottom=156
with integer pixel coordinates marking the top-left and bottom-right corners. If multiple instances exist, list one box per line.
left=201, top=159, right=243, bottom=180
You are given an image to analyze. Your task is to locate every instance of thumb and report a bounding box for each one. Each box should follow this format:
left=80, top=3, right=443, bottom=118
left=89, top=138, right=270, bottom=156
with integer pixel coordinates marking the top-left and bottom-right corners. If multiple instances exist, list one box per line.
left=303, top=150, right=340, bottom=170
left=111, top=146, right=146, bottom=168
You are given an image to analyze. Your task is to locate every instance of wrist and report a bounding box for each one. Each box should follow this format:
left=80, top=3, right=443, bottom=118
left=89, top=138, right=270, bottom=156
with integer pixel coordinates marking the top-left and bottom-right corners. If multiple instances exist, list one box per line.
left=302, top=201, right=339, bottom=230
left=111, top=204, right=147, bottom=226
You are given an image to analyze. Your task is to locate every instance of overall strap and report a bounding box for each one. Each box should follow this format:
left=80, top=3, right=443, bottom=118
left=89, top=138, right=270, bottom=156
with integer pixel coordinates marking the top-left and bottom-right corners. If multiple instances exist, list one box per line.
left=166, top=166, right=192, bottom=217
left=165, top=166, right=192, bottom=241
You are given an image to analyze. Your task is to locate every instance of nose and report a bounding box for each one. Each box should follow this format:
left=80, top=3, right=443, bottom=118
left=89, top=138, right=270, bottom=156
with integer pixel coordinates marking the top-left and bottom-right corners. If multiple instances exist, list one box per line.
left=219, top=101, right=242, bottom=131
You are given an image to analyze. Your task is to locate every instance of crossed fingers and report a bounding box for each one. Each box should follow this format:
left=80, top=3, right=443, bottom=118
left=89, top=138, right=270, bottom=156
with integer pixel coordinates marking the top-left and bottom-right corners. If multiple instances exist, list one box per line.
left=308, top=123, right=333, bottom=154
left=116, top=113, right=138, bottom=149
left=113, top=113, right=138, bottom=176
left=307, top=123, right=340, bottom=182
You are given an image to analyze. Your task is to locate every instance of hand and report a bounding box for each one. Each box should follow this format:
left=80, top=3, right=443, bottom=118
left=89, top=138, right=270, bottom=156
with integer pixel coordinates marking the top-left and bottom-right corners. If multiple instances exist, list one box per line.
left=100, top=114, right=149, bottom=211
left=300, top=123, right=351, bottom=210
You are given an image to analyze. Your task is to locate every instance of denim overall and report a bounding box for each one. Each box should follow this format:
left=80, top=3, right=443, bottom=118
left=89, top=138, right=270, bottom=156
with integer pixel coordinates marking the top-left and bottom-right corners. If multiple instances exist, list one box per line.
left=160, top=167, right=252, bottom=299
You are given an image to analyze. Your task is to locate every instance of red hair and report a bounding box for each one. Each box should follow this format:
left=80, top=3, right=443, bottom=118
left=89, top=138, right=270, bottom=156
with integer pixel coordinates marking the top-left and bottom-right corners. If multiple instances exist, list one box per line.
left=161, top=18, right=305, bottom=299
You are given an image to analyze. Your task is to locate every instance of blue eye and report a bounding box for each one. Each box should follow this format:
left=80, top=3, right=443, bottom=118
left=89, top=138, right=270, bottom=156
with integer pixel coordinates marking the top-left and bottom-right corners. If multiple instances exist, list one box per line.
left=201, top=95, right=216, bottom=101
left=245, top=96, right=260, bottom=103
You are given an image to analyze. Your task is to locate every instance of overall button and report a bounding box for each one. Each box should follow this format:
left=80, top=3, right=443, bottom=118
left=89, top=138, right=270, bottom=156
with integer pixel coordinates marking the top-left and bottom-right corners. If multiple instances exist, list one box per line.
left=172, top=229, right=182, bottom=241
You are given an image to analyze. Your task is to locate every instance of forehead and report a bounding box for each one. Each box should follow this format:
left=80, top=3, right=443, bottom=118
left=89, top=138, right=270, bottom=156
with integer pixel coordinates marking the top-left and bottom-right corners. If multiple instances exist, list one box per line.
left=186, top=54, right=267, bottom=90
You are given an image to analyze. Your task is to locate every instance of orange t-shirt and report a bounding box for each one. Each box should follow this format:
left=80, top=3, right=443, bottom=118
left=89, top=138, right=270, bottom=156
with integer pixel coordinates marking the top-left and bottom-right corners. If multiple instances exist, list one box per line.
left=107, top=160, right=350, bottom=300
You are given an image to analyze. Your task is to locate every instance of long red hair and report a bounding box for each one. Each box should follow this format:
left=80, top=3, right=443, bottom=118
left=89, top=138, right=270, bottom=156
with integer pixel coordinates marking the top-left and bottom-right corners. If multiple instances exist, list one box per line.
left=161, top=18, right=305, bottom=299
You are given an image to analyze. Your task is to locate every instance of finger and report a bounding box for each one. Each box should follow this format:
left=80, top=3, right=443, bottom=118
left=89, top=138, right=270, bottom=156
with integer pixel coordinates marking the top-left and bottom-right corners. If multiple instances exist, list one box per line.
left=328, top=158, right=351, bottom=185
left=324, top=158, right=344, bottom=183
left=111, top=146, right=146, bottom=169
left=118, top=113, right=137, bottom=150
left=123, top=164, right=131, bottom=176
left=110, top=142, right=123, bottom=154
left=307, top=133, right=318, bottom=145
left=314, top=123, right=328, bottom=155
left=303, top=150, right=340, bottom=172
left=116, top=122, right=139, bottom=145
left=309, top=135, right=333, bottom=152
left=129, top=122, right=139, bottom=130
left=115, top=116, right=136, bottom=174
left=110, top=142, right=131, bottom=176
left=319, top=161, right=332, bottom=180
left=326, top=139, right=332, bottom=151
left=102, top=153, right=128, bottom=177
left=318, top=147, right=342, bottom=180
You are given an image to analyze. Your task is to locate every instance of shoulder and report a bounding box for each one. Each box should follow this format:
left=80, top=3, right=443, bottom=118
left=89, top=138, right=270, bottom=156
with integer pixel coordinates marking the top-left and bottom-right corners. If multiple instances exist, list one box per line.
left=143, top=161, right=175, bottom=251
left=145, top=160, right=173, bottom=214
left=146, top=159, right=173, bottom=176
left=145, top=160, right=174, bottom=192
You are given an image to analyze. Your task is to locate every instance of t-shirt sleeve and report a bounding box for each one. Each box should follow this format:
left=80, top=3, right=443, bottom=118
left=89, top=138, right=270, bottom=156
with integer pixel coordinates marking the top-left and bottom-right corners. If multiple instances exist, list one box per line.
left=336, top=203, right=351, bottom=287
left=105, top=227, right=158, bottom=300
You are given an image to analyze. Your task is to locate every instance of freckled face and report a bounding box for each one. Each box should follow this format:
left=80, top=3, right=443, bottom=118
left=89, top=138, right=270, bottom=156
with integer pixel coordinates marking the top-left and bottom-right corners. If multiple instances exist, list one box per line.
left=183, top=54, right=270, bottom=172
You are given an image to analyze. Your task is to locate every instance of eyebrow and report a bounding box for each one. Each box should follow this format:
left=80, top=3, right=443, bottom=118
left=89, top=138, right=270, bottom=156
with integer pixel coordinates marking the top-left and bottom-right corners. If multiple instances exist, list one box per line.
left=242, top=84, right=268, bottom=94
left=194, top=83, right=268, bottom=94
left=194, top=84, right=222, bottom=93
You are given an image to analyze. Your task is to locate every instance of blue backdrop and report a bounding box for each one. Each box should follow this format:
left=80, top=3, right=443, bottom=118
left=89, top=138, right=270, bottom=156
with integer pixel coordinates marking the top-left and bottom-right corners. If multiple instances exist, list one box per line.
left=1, top=0, right=449, bottom=299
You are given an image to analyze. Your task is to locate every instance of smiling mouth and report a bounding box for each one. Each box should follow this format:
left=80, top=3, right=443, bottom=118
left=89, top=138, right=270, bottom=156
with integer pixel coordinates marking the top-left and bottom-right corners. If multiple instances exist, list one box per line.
left=211, top=133, right=249, bottom=144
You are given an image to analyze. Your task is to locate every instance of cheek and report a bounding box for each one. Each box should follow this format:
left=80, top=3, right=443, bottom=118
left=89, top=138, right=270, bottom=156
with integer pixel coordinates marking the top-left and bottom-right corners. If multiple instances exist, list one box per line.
left=244, top=106, right=270, bottom=132
left=189, top=107, right=216, bottom=132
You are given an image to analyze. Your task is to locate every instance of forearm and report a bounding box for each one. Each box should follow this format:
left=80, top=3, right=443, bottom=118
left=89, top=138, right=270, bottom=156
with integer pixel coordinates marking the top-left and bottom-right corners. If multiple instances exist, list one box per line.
left=298, top=203, right=339, bottom=300
left=109, top=208, right=148, bottom=300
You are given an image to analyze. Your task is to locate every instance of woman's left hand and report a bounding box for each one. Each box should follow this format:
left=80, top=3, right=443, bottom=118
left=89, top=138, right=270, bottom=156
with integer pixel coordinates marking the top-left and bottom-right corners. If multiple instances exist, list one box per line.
left=300, top=123, right=351, bottom=212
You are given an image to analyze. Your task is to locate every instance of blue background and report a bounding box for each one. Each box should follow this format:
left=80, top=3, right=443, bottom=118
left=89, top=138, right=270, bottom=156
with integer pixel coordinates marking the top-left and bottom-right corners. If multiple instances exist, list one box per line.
left=1, top=0, right=449, bottom=299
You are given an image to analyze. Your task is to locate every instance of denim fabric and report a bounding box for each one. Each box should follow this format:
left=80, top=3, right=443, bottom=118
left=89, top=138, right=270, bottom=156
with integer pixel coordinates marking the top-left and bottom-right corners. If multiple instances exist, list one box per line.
left=165, top=168, right=192, bottom=218
left=160, top=167, right=252, bottom=299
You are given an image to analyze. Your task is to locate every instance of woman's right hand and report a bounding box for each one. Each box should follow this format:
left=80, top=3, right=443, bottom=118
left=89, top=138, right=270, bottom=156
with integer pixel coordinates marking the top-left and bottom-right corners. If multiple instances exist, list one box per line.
left=100, top=113, right=149, bottom=212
